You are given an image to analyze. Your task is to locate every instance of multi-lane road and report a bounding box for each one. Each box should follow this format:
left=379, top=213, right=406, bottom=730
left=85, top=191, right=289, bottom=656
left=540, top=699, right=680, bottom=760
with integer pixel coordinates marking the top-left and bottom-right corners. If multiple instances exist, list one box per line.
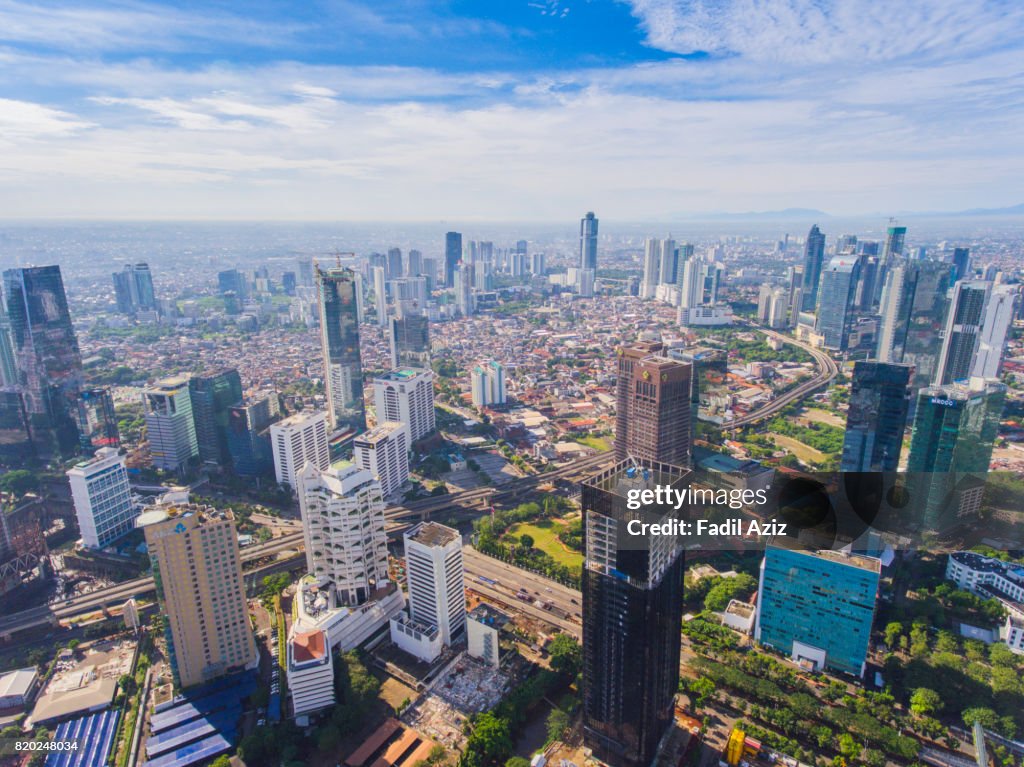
left=1, top=452, right=612, bottom=640
left=725, top=326, right=839, bottom=430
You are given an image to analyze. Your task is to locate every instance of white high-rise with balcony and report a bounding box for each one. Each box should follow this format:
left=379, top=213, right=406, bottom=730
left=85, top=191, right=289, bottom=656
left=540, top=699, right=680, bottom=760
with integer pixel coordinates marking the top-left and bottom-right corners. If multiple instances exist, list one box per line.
left=67, top=447, right=136, bottom=549
left=373, top=368, right=435, bottom=443
left=270, top=410, right=330, bottom=490
left=353, top=421, right=409, bottom=498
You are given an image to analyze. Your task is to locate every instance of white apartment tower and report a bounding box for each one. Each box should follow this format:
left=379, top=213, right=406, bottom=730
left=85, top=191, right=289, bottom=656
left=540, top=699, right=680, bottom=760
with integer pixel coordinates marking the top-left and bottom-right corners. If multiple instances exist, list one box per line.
left=270, top=410, right=330, bottom=489
left=353, top=421, right=410, bottom=498
left=405, top=522, right=466, bottom=646
left=470, top=360, right=506, bottom=408
left=67, top=447, right=136, bottom=549
left=297, top=462, right=390, bottom=605
left=373, top=368, right=436, bottom=443
left=143, top=375, right=198, bottom=472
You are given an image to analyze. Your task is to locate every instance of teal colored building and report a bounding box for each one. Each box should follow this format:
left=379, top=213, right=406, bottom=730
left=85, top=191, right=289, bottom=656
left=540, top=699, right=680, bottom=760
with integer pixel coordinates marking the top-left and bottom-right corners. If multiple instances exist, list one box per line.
left=754, top=542, right=881, bottom=677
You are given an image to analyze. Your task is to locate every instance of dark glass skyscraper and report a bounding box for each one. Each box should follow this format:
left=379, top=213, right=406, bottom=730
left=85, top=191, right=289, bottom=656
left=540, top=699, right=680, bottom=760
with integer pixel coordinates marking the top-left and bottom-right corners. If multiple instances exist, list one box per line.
left=189, top=368, right=243, bottom=465
left=226, top=393, right=281, bottom=477
left=799, top=224, right=826, bottom=312
left=582, top=458, right=689, bottom=767
left=112, top=263, right=156, bottom=314
left=907, top=378, right=1005, bottom=530
left=76, top=387, right=120, bottom=451
left=840, top=362, right=911, bottom=472
left=935, top=280, right=991, bottom=385
left=389, top=315, right=430, bottom=369
left=814, top=255, right=860, bottom=351
left=882, top=225, right=907, bottom=264
left=444, top=232, right=462, bottom=288
left=2, top=265, right=83, bottom=456
left=951, top=247, right=971, bottom=281
left=316, top=265, right=367, bottom=436
left=613, top=342, right=692, bottom=467
left=580, top=211, right=598, bottom=272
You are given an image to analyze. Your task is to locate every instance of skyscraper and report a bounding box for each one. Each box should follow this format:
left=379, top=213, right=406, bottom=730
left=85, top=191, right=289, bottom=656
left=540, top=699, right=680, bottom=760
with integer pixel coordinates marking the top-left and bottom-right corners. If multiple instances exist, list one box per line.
left=76, top=387, right=119, bottom=451
left=111, top=263, right=156, bottom=314
left=444, top=231, right=462, bottom=288
left=112, top=270, right=134, bottom=314
left=799, top=225, right=826, bottom=312
left=407, top=249, right=423, bottom=278
left=218, top=269, right=247, bottom=297
left=142, top=504, right=256, bottom=689
left=297, top=461, right=390, bottom=605
left=907, top=378, right=1006, bottom=529
left=67, top=447, right=136, bottom=549
left=582, top=458, right=689, bottom=767
left=876, top=259, right=953, bottom=391
left=316, top=265, right=367, bottom=436
left=640, top=239, right=660, bottom=299
left=934, top=281, right=991, bottom=385
left=188, top=368, right=243, bottom=466
left=972, top=285, right=1016, bottom=379
left=455, top=262, right=475, bottom=316
left=814, top=255, right=861, bottom=350
left=389, top=315, right=431, bottom=370
left=387, top=248, right=403, bottom=280
left=657, top=238, right=677, bottom=287
left=614, top=342, right=692, bottom=467
left=226, top=393, right=281, bottom=477
left=270, top=410, right=331, bottom=489
left=840, top=362, right=911, bottom=472
left=372, top=266, right=387, bottom=328
left=2, top=265, right=84, bottom=455
left=755, top=541, right=880, bottom=677
left=883, top=224, right=907, bottom=264
left=951, top=247, right=972, bottom=281
left=580, top=211, right=598, bottom=272
left=144, top=375, right=199, bottom=473
left=374, top=368, right=435, bottom=442
left=470, top=361, right=505, bottom=407
left=353, top=421, right=410, bottom=498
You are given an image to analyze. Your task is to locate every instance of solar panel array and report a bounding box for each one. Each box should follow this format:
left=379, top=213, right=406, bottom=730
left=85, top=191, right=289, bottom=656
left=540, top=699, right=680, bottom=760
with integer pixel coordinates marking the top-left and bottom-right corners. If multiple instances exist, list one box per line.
left=142, top=734, right=232, bottom=767
left=44, top=710, right=120, bottom=767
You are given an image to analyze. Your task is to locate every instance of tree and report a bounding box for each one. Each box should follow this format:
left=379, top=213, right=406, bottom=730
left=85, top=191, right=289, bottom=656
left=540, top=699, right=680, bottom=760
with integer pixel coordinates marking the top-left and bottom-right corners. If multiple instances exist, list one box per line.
left=506, top=760, right=530, bottom=767
left=546, top=708, right=570, bottom=743
left=548, top=634, right=582, bottom=679
left=810, top=725, right=833, bottom=749
left=883, top=622, right=903, bottom=649
left=462, top=712, right=513, bottom=767
left=988, top=642, right=1018, bottom=668
left=0, top=470, right=39, bottom=497
left=837, top=734, right=859, bottom=760
left=519, top=534, right=535, bottom=550
left=317, top=724, right=341, bottom=754
left=210, top=757, right=232, bottom=767
left=910, top=688, right=942, bottom=717
left=688, top=677, right=716, bottom=710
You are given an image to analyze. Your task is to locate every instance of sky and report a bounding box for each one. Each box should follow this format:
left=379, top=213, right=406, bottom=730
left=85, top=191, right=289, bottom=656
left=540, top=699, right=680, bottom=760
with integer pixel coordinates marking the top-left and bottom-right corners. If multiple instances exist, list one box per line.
left=1, top=0, right=1023, bottom=220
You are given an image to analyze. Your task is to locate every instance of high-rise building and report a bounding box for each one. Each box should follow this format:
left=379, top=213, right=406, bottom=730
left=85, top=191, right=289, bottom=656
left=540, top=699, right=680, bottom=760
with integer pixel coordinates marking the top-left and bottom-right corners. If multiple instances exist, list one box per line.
left=0, top=389, right=33, bottom=463
left=407, top=249, right=423, bottom=278
left=188, top=368, right=243, bottom=466
left=297, top=258, right=314, bottom=288
left=883, top=224, right=907, bottom=264
left=455, top=263, right=475, bottom=316
left=353, top=421, right=409, bottom=498
left=389, top=315, right=431, bottom=370
left=270, top=410, right=330, bottom=490
left=907, top=378, right=1006, bottom=529
left=951, top=247, right=972, bottom=281
left=387, top=248, right=403, bottom=280
left=444, top=232, right=462, bottom=288
left=876, top=259, right=954, bottom=391
left=372, top=266, right=388, bottom=328
left=934, top=281, right=992, bottom=385
left=614, top=342, right=692, bottom=467
left=67, top=447, right=136, bottom=549
left=143, top=375, right=198, bottom=473
left=530, top=252, right=546, bottom=276
left=640, top=238, right=660, bottom=299
left=226, top=393, right=281, bottom=477
left=582, top=458, right=689, bottom=767
left=112, top=270, right=134, bottom=314
left=814, top=255, right=861, bottom=350
left=76, top=387, right=119, bottom=451
left=836, top=234, right=858, bottom=254
left=580, top=212, right=598, bottom=272
left=470, top=360, right=506, bottom=407
left=657, top=238, right=677, bottom=287
left=217, top=269, right=247, bottom=297
left=288, top=628, right=335, bottom=718
left=142, top=504, right=256, bottom=689
left=297, top=462, right=390, bottom=605
left=282, top=271, right=297, bottom=295
left=677, top=258, right=704, bottom=310
left=972, top=285, right=1016, bottom=380
left=374, top=368, right=435, bottom=443
left=2, top=265, right=84, bottom=456
left=840, top=362, right=911, bottom=472
left=754, top=540, right=880, bottom=677
left=799, top=225, right=826, bottom=312
left=111, top=263, right=156, bottom=314
left=390, top=522, right=465, bottom=663
left=316, top=265, right=367, bottom=436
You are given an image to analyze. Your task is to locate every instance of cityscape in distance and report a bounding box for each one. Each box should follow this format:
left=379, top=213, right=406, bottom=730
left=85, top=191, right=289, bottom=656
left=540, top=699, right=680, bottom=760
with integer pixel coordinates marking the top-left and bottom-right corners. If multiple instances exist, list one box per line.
left=1, top=3, right=1024, bottom=767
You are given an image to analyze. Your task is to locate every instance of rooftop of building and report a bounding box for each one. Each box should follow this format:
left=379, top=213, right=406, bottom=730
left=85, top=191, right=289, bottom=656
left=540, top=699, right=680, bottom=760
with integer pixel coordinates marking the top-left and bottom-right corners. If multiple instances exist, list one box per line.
left=951, top=551, right=1024, bottom=581
left=768, top=537, right=881, bottom=573
left=407, top=521, right=460, bottom=548
left=468, top=604, right=510, bottom=629
left=136, top=502, right=233, bottom=529
left=144, top=374, right=191, bottom=392
left=0, top=667, right=38, bottom=698
left=377, top=368, right=430, bottom=381
left=273, top=410, right=326, bottom=428
left=355, top=421, right=407, bottom=443
left=290, top=629, right=327, bottom=664
left=582, top=456, right=691, bottom=498
left=724, top=600, right=755, bottom=619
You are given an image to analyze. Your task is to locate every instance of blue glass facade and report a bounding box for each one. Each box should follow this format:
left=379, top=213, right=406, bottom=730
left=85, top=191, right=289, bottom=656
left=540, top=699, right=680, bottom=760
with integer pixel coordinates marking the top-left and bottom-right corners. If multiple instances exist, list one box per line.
left=756, top=544, right=880, bottom=677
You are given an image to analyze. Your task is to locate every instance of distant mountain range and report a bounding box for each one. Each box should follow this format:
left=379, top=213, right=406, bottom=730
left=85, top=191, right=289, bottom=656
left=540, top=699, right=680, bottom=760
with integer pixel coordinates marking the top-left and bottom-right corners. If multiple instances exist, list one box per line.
left=674, top=203, right=1024, bottom=220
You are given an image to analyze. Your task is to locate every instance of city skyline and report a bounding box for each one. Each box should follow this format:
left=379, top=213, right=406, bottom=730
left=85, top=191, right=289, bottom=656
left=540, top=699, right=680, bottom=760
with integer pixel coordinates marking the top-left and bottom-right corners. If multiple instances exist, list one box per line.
left=1, top=1, right=1023, bottom=219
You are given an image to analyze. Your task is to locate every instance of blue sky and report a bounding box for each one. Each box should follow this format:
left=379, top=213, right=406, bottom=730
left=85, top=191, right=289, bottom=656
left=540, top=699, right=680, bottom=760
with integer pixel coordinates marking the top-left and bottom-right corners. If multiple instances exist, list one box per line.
left=0, top=0, right=1022, bottom=219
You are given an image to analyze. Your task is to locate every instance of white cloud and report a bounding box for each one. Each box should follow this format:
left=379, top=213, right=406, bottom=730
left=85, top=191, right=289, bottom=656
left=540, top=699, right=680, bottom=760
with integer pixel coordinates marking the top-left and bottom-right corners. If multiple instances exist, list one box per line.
left=0, top=97, right=92, bottom=140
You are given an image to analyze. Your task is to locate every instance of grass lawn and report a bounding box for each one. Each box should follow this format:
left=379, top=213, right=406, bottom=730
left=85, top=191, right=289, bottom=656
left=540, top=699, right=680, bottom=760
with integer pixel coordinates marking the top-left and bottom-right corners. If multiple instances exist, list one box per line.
left=507, top=519, right=583, bottom=568
left=798, top=408, right=846, bottom=428
left=769, top=433, right=827, bottom=465
left=574, top=435, right=612, bottom=452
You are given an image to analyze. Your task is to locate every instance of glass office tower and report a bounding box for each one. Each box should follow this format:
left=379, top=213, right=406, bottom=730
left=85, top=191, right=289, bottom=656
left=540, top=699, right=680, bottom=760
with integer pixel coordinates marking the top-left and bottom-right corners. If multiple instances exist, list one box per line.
left=2, top=265, right=83, bottom=456
left=840, top=361, right=911, bottom=472
left=76, top=387, right=120, bottom=451
left=189, top=368, right=243, bottom=465
left=316, top=265, right=367, bottom=436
